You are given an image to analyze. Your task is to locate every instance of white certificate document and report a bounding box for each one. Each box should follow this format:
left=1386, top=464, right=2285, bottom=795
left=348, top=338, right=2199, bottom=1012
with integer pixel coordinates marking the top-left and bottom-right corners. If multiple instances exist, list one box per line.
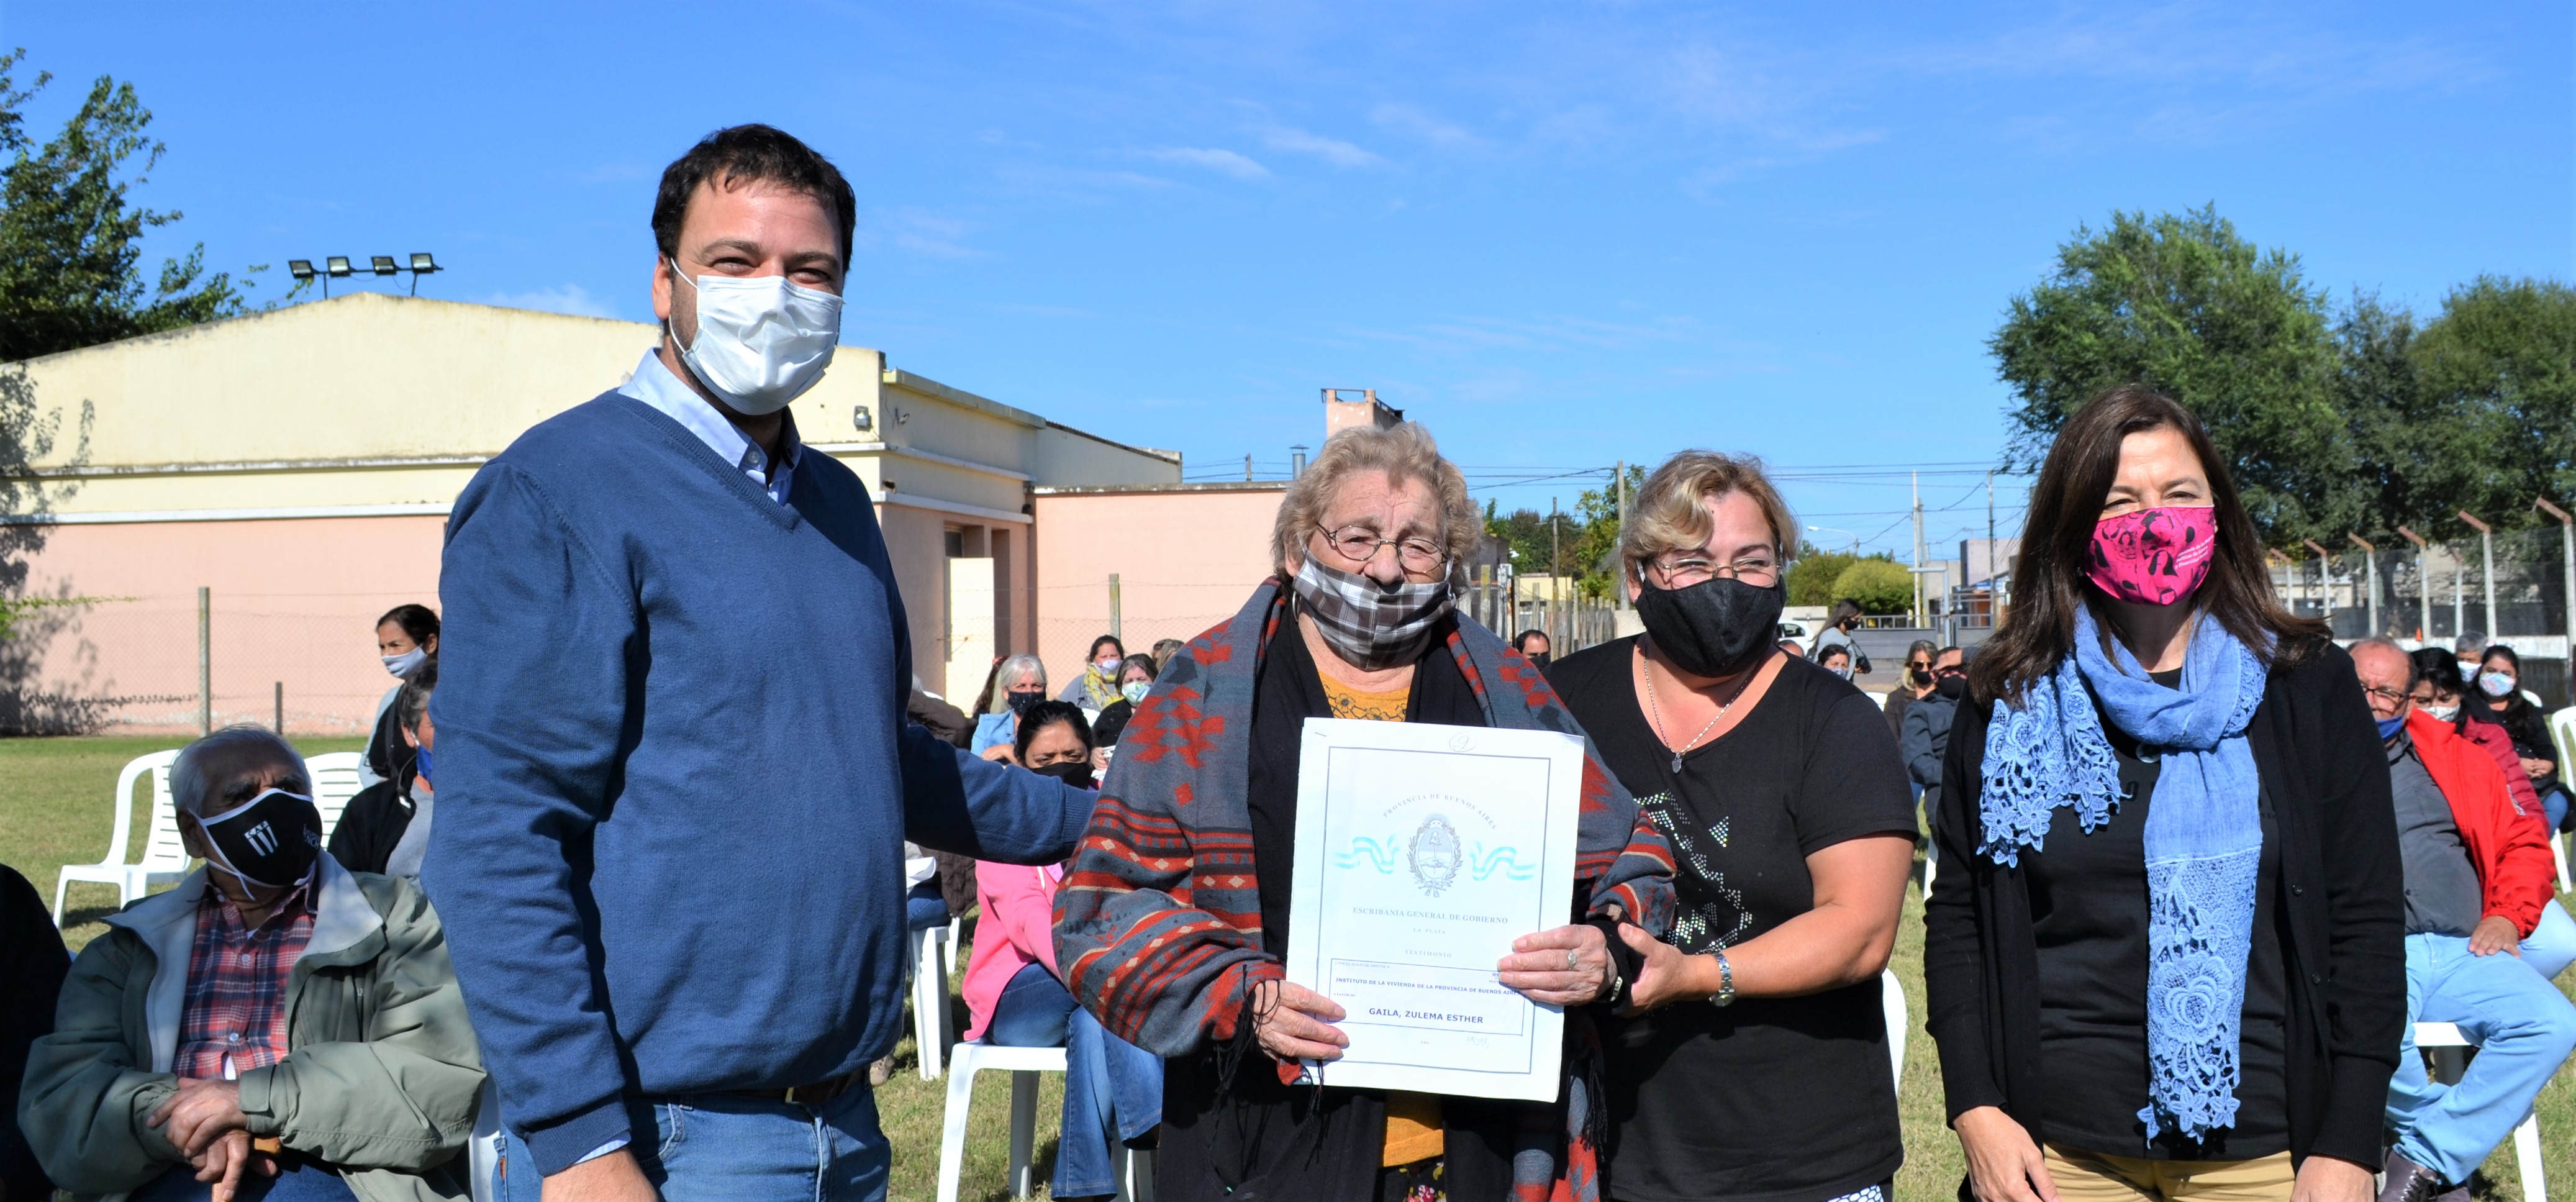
left=1283, top=717, right=1584, bottom=1102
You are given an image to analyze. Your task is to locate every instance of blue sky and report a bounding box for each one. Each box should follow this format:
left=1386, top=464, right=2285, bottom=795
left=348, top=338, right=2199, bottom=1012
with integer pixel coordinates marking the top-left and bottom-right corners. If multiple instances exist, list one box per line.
left=6, top=2, right=2569, bottom=560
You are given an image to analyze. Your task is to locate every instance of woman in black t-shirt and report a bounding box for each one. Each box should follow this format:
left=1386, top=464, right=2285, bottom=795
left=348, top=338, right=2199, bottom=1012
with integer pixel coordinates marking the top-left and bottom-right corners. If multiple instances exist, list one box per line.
left=1923, top=386, right=2403, bottom=1202
left=1551, top=450, right=1918, bottom=1202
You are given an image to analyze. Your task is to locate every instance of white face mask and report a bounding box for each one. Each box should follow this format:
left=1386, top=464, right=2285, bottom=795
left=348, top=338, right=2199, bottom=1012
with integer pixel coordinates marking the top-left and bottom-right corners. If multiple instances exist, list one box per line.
left=2423, top=704, right=2459, bottom=722
left=2478, top=670, right=2517, bottom=699
left=1095, top=656, right=1123, bottom=674
left=668, top=260, right=844, bottom=416
left=381, top=647, right=428, bottom=679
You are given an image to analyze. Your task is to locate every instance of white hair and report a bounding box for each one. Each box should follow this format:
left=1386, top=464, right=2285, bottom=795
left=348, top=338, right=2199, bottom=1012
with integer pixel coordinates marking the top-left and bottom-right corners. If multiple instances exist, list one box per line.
left=171, top=725, right=306, bottom=816
left=989, top=653, right=1047, bottom=714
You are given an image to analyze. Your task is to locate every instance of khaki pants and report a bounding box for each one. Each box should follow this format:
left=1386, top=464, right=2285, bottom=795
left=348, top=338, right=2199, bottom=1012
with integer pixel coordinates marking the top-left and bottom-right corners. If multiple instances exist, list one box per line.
left=2041, top=1144, right=2296, bottom=1202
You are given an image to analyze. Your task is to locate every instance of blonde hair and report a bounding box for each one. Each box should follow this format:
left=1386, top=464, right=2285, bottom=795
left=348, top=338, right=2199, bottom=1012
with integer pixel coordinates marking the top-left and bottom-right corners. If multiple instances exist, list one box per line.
left=1271, top=422, right=1479, bottom=582
left=1618, top=450, right=1797, bottom=581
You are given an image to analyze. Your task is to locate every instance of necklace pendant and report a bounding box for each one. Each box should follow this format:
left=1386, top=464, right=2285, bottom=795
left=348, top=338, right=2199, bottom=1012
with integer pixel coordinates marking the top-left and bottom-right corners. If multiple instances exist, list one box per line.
left=1671, top=752, right=1685, bottom=773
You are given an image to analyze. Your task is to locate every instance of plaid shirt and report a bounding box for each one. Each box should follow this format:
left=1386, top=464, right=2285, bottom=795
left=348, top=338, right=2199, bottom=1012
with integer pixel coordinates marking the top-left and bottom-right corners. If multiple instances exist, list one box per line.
left=173, top=880, right=315, bottom=1080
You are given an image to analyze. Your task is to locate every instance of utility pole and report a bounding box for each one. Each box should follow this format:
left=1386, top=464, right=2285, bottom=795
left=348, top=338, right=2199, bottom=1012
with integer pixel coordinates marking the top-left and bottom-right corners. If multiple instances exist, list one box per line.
left=2538, top=497, right=2575, bottom=656
left=2399, top=526, right=2430, bottom=641
left=1614, top=462, right=1629, bottom=611
left=1985, top=471, right=1996, bottom=576
left=2459, top=511, right=2496, bottom=640
left=1911, top=471, right=1925, bottom=627
left=1550, top=497, right=1562, bottom=649
left=2348, top=534, right=2380, bottom=638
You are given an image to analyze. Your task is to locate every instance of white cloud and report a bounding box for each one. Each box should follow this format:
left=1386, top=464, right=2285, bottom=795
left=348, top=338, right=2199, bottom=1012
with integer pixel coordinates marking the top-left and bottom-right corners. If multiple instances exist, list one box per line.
left=481, top=285, right=622, bottom=319
left=1141, top=147, right=1272, bottom=179
left=1369, top=102, right=1484, bottom=148
left=1258, top=125, right=1381, bottom=168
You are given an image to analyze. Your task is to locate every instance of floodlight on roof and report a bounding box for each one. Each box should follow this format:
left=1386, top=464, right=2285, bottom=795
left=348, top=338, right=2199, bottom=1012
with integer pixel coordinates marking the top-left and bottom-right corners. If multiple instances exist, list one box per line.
left=293, top=251, right=446, bottom=299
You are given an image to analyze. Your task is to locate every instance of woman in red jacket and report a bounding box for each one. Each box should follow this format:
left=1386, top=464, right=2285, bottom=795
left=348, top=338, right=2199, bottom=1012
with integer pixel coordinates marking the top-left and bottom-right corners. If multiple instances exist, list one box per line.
left=2407, top=648, right=2543, bottom=818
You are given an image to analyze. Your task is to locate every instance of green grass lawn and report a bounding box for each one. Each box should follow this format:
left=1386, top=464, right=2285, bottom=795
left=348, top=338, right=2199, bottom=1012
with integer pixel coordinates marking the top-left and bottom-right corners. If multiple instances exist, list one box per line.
left=6, top=736, right=2572, bottom=1201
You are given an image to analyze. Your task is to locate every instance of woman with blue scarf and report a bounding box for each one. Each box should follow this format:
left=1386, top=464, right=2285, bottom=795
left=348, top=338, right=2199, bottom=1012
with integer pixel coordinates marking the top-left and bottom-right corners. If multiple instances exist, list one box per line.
left=1923, top=388, right=2405, bottom=1202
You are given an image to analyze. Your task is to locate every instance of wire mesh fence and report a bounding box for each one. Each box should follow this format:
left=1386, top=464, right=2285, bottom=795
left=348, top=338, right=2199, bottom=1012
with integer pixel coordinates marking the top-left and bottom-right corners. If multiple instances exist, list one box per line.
left=1, top=591, right=413, bottom=736
left=2279, top=527, right=2574, bottom=705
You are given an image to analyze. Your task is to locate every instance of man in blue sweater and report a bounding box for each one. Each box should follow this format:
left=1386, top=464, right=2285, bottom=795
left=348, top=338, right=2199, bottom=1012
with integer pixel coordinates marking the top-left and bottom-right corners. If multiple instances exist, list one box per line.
left=425, top=125, right=1094, bottom=1202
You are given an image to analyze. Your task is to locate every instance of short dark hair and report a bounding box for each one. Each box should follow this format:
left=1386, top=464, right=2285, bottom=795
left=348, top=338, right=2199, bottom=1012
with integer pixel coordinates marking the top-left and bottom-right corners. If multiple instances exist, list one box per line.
left=1013, top=700, right=1094, bottom=763
left=652, top=125, right=857, bottom=263
left=396, top=658, right=438, bottom=734
left=2410, top=647, right=2464, bottom=696
left=1514, top=629, right=1549, bottom=650
left=1817, top=644, right=1852, bottom=665
left=1936, top=644, right=1966, bottom=662
left=376, top=603, right=438, bottom=646
left=1088, top=635, right=1126, bottom=662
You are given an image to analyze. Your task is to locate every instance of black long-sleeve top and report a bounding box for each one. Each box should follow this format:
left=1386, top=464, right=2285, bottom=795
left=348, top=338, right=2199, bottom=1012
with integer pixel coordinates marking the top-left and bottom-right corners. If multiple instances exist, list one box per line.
left=1923, top=637, right=2406, bottom=1173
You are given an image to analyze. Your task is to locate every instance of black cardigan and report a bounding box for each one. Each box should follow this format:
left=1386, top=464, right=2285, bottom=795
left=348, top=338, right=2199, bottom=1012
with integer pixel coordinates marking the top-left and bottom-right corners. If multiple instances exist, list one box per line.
left=1922, top=639, right=2405, bottom=1175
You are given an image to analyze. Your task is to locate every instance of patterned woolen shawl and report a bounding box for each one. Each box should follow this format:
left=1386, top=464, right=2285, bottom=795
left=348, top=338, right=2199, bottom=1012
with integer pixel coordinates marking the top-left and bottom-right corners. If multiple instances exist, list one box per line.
left=1056, top=580, right=1677, bottom=1202
left=1978, top=607, right=2269, bottom=1141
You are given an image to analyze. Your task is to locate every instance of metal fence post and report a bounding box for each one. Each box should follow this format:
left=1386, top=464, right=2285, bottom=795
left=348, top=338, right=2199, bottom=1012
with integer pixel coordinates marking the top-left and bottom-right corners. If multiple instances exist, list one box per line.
left=2348, top=535, right=2379, bottom=638
left=196, top=586, right=212, bottom=735
left=1107, top=573, right=1122, bottom=642
left=2459, top=511, right=2496, bottom=638
left=2538, top=498, right=2574, bottom=654
left=2398, top=527, right=2429, bottom=640
left=274, top=681, right=284, bottom=734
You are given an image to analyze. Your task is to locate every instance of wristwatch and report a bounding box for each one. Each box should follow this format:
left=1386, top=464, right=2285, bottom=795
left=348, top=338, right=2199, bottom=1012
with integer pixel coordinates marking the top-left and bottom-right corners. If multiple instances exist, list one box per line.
left=1709, top=949, right=1736, bottom=1007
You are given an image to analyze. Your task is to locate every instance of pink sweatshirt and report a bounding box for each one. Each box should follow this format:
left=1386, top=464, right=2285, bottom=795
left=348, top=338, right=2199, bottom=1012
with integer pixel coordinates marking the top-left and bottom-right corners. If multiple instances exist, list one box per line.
left=960, top=859, right=1064, bottom=1042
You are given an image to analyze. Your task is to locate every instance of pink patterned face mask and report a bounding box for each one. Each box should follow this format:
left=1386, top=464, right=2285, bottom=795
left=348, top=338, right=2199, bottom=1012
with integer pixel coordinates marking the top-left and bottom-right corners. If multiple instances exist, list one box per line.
left=2087, top=506, right=2217, bottom=606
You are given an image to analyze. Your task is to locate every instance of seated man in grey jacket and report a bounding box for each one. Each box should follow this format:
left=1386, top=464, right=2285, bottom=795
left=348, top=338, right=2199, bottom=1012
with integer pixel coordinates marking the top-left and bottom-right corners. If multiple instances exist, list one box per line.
left=20, top=726, right=484, bottom=1202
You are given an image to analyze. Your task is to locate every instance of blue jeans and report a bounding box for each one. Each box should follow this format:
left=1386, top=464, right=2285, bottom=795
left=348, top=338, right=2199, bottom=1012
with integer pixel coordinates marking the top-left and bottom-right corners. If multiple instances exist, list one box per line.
left=907, top=880, right=950, bottom=931
left=2387, top=931, right=2576, bottom=1183
left=2542, top=787, right=2569, bottom=835
left=497, top=1087, right=889, bottom=1202
left=2524, top=899, right=2576, bottom=983
left=986, top=962, right=1163, bottom=1199
left=130, top=1158, right=359, bottom=1201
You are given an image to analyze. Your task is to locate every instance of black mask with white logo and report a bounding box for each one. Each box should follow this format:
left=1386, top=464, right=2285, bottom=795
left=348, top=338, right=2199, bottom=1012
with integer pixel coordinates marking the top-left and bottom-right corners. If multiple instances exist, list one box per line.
left=198, top=788, right=323, bottom=890
left=1635, top=575, right=1786, bottom=680
left=1030, top=759, right=1096, bottom=790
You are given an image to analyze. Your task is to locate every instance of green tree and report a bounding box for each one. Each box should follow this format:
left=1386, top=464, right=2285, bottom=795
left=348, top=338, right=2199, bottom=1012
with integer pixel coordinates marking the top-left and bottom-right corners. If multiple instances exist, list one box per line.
left=1785, top=543, right=1862, bottom=608
left=1989, top=204, right=2356, bottom=545
left=2406, top=277, right=2576, bottom=524
left=1831, top=557, right=1913, bottom=614
left=0, top=50, right=274, bottom=362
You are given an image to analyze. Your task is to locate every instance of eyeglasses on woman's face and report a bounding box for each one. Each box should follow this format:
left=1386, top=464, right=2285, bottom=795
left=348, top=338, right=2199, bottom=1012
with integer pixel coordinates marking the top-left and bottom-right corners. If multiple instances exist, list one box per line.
left=1314, top=524, right=1447, bottom=576
left=1645, top=550, right=1780, bottom=590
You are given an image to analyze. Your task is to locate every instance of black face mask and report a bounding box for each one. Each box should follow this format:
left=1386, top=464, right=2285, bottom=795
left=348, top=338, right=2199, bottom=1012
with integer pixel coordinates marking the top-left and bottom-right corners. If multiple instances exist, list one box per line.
left=1030, top=758, right=1095, bottom=790
left=1936, top=674, right=1969, bottom=700
left=1908, top=667, right=1933, bottom=686
left=1005, top=690, right=1042, bottom=714
left=1635, top=575, right=1786, bottom=679
left=198, top=788, right=323, bottom=890
left=1524, top=650, right=1553, bottom=670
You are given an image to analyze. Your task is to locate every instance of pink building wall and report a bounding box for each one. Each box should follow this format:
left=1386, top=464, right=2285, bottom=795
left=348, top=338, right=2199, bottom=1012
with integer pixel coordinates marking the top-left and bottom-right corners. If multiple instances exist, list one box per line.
left=1029, top=484, right=1287, bottom=693
left=7, top=516, right=448, bottom=735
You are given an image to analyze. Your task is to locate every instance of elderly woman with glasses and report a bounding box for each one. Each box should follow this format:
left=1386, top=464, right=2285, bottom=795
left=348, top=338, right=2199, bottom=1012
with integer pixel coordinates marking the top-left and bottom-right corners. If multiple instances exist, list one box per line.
left=1544, top=450, right=1919, bottom=1202
left=1054, top=421, right=1675, bottom=1202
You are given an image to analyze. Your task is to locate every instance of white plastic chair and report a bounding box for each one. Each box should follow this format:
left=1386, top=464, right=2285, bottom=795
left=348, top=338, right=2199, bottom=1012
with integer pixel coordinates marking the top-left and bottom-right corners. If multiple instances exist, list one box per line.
left=1882, top=967, right=1908, bottom=1090
left=2549, top=708, right=2575, bottom=892
left=2412, top=1021, right=2546, bottom=1202
left=52, top=750, right=188, bottom=926
left=304, top=752, right=366, bottom=844
left=935, top=1040, right=1151, bottom=1202
left=910, top=922, right=956, bottom=1080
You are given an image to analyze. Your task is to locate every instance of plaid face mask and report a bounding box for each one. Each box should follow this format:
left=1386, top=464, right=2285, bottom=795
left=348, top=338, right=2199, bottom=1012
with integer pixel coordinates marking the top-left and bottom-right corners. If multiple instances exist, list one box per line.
left=1289, top=555, right=1454, bottom=672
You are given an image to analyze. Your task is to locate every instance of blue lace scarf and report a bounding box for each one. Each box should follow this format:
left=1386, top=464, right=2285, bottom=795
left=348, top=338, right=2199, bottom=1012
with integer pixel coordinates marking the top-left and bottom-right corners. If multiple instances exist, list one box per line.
left=1978, top=608, right=2269, bottom=1141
